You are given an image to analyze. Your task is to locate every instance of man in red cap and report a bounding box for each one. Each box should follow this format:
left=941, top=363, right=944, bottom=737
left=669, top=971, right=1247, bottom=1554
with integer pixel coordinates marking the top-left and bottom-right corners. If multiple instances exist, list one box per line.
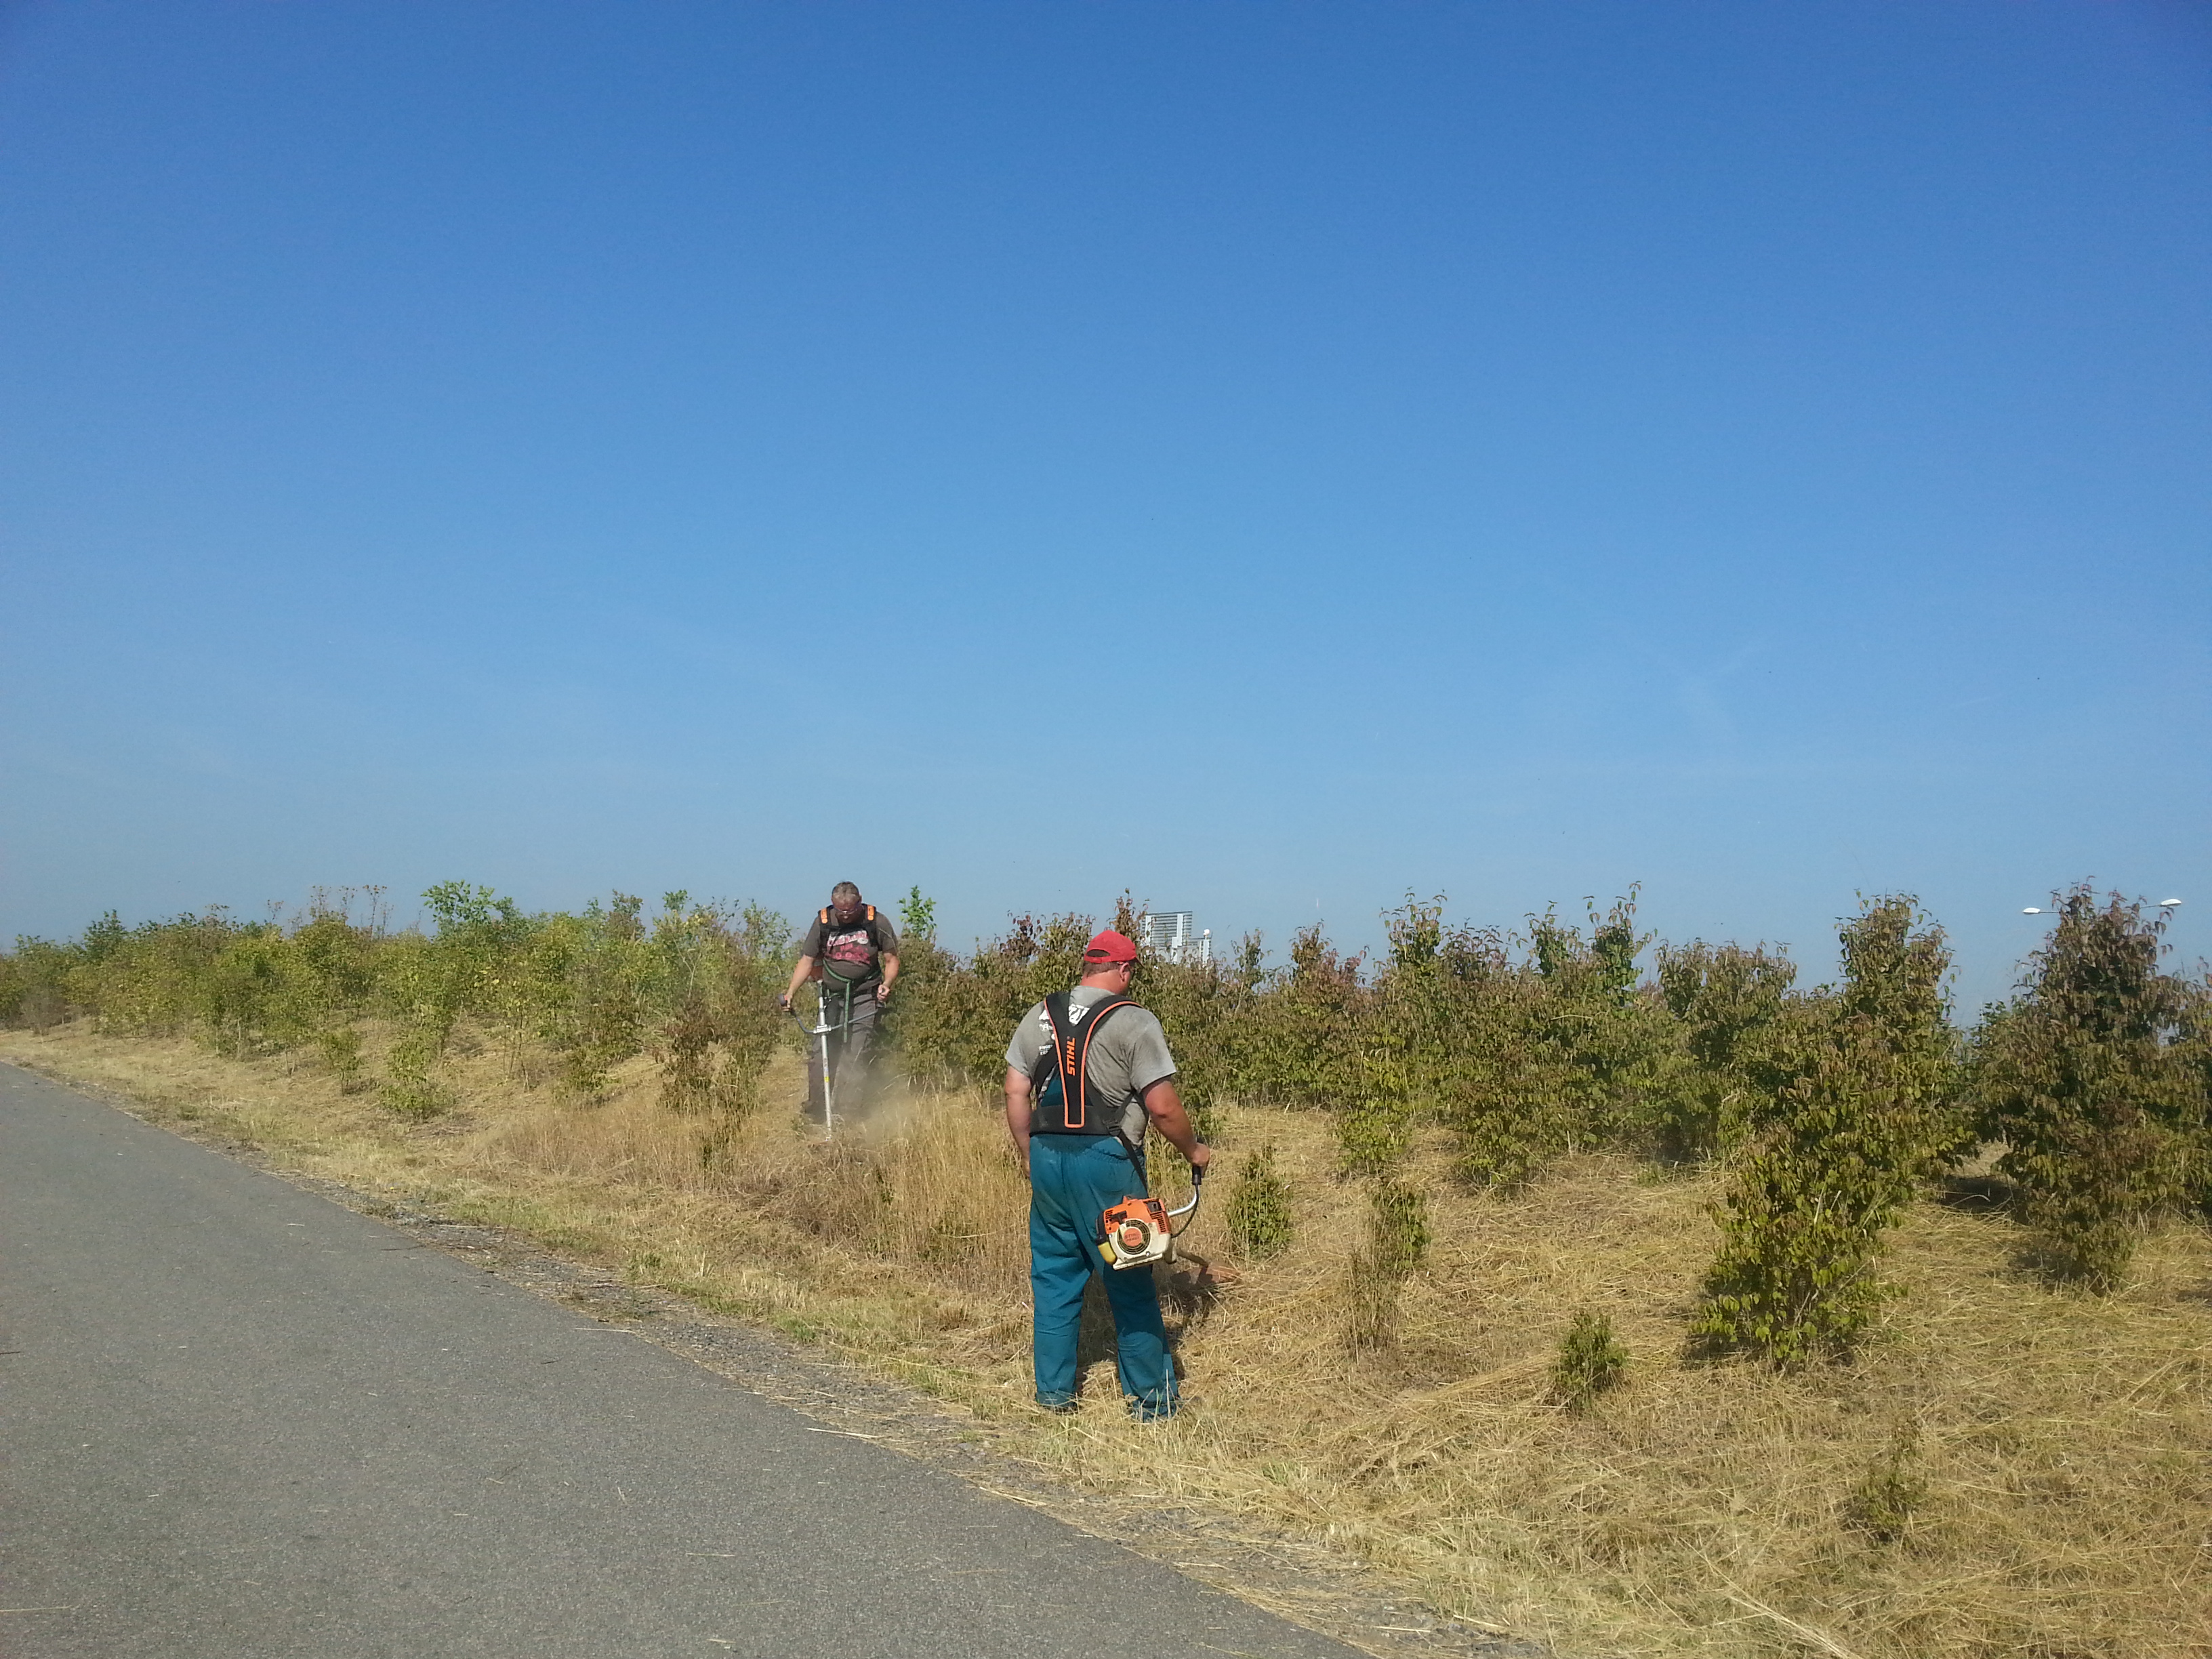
left=1003, top=927, right=1210, bottom=1420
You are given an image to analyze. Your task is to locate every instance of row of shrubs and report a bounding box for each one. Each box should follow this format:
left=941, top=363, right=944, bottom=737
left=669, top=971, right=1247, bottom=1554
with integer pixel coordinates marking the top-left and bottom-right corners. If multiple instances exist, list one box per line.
left=898, top=886, right=2210, bottom=1353
left=0, top=883, right=794, bottom=1120
left=5, top=880, right=2207, bottom=1364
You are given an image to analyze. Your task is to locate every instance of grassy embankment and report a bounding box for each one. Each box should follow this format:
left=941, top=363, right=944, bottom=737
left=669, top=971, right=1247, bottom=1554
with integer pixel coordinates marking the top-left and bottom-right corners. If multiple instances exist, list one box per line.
left=6, top=1012, right=2206, bottom=1659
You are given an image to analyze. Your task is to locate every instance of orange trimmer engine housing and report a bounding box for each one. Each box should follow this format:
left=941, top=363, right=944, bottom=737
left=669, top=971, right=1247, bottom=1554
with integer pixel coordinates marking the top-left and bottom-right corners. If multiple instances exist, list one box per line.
left=1097, top=1195, right=1176, bottom=1269
left=1095, top=1164, right=1205, bottom=1270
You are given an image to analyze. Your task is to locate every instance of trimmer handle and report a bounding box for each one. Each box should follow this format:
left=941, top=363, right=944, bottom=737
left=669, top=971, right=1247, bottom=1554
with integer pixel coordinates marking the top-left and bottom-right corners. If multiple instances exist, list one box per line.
left=784, top=997, right=835, bottom=1038
left=1166, top=1149, right=1209, bottom=1225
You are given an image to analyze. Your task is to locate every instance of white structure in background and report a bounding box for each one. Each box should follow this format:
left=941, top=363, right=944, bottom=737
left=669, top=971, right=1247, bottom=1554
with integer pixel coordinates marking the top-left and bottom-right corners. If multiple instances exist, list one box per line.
left=1138, top=911, right=1212, bottom=966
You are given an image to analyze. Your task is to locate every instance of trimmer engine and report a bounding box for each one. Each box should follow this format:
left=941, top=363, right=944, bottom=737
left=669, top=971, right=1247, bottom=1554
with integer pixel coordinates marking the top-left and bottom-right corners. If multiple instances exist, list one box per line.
left=1095, top=1165, right=1204, bottom=1271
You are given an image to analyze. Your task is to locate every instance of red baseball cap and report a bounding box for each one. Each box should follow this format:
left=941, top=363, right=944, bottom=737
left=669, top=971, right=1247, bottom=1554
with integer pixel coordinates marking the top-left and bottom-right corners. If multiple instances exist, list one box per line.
left=1083, top=929, right=1140, bottom=964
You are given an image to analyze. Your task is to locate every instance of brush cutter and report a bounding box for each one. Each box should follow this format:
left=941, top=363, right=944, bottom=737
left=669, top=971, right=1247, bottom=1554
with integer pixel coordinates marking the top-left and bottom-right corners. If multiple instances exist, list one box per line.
left=787, top=991, right=842, bottom=1139
left=1096, top=1160, right=1206, bottom=1270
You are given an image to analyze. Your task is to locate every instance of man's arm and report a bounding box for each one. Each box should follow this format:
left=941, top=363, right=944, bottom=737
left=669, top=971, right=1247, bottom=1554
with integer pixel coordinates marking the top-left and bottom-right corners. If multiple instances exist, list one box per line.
left=1140, top=1080, right=1211, bottom=1174
left=780, top=956, right=818, bottom=1011
left=1003, top=1067, right=1033, bottom=1176
left=876, top=951, right=900, bottom=1002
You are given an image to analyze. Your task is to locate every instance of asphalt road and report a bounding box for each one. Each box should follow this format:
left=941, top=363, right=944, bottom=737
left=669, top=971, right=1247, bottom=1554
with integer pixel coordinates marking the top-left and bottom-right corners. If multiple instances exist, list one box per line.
left=0, top=1063, right=1366, bottom=1659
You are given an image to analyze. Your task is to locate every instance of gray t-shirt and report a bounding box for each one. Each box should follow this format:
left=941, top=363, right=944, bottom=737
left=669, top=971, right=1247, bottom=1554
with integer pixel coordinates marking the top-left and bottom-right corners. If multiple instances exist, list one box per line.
left=1004, top=986, right=1179, bottom=1135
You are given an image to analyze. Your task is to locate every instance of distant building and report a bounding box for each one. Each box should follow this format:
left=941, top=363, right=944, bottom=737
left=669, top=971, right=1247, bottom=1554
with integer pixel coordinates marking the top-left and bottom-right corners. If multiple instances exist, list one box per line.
left=1137, top=911, right=1212, bottom=966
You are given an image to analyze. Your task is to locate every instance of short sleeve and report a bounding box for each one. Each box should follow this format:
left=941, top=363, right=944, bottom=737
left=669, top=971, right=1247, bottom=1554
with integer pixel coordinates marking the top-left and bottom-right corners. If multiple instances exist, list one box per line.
left=1003, top=1002, right=1048, bottom=1075
left=1120, top=1010, right=1178, bottom=1095
left=800, top=917, right=827, bottom=958
left=874, top=916, right=901, bottom=955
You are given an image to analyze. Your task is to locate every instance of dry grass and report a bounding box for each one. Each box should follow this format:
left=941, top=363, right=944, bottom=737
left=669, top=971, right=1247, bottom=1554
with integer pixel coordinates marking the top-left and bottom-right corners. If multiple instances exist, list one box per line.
left=7, top=1019, right=2209, bottom=1659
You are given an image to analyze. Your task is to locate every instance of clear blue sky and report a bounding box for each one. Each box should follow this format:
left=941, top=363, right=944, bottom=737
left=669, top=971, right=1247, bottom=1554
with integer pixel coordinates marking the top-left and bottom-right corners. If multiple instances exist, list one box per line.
left=3, top=1, right=2207, bottom=1009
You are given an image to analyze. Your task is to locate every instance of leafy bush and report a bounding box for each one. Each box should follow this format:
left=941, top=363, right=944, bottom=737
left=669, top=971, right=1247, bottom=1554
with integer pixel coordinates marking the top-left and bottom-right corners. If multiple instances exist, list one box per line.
left=1844, top=1427, right=1927, bottom=1544
left=896, top=886, right=936, bottom=943
left=317, top=1025, right=367, bottom=1090
left=1553, top=1310, right=1629, bottom=1410
left=1417, top=893, right=1692, bottom=1189
left=2, top=883, right=796, bottom=1120
left=651, top=895, right=792, bottom=1118
left=1655, top=941, right=1799, bottom=1162
left=886, top=910, right=1092, bottom=1090
left=1223, top=1143, right=1295, bottom=1258
left=1237, top=923, right=1372, bottom=1109
left=1347, top=1175, right=1429, bottom=1353
left=1970, top=888, right=2209, bottom=1290
left=1692, top=897, right=1957, bottom=1363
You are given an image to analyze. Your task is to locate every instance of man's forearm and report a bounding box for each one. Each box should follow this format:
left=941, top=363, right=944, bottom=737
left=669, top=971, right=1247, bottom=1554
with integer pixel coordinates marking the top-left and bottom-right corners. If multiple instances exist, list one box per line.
left=784, top=956, right=817, bottom=998
left=879, top=953, right=899, bottom=994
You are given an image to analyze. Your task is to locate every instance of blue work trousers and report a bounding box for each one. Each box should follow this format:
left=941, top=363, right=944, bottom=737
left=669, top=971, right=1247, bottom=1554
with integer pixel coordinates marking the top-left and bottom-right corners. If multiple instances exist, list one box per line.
left=1027, top=1133, right=1178, bottom=1419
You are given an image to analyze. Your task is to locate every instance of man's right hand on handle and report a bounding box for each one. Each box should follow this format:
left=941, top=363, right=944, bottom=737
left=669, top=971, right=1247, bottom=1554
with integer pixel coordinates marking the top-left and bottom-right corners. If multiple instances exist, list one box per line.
left=781, top=956, right=818, bottom=1015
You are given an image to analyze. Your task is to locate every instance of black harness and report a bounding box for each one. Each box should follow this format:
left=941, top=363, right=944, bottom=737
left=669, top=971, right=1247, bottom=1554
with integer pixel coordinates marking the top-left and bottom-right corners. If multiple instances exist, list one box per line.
left=817, top=905, right=884, bottom=972
left=816, top=905, right=887, bottom=1025
left=1029, top=991, right=1145, bottom=1158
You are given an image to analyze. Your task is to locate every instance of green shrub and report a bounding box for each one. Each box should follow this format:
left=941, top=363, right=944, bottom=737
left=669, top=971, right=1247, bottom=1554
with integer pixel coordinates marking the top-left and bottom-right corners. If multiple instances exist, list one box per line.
left=651, top=897, right=791, bottom=1118
left=1691, top=897, right=1956, bottom=1363
left=1654, top=941, right=1799, bottom=1162
left=81, top=911, right=237, bottom=1036
left=1237, top=923, right=1371, bottom=1109
left=1553, top=1310, right=1629, bottom=1410
left=199, top=927, right=295, bottom=1057
left=1436, top=977, right=1616, bottom=1191
left=1419, top=893, right=1694, bottom=1190
left=897, top=886, right=936, bottom=943
left=379, top=1071, right=449, bottom=1121
left=1690, top=1041, right=1907, bottom=1360
left=3, top=884, right=798, bottom=1120
left=1971, top=888, right=2208, bottom=1290
left=1836, top=890, right=1963, bottom=1144
left=1223, top=1143, right=1294, bottom=1259
left=1844, top=1427, right=1927, bottom=1544
left=6, top=934, right=85, bottom=1029
left=316, top=1025, right=367, bottom=1090
left=886, top=910, right=1092, bottom=1090
left=1336, top=1076, right=1414, bottom=1179
left=1347, top=1175, right=1429, bottom=1353
left=1368, top=1176, right=1429, bottom=1272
